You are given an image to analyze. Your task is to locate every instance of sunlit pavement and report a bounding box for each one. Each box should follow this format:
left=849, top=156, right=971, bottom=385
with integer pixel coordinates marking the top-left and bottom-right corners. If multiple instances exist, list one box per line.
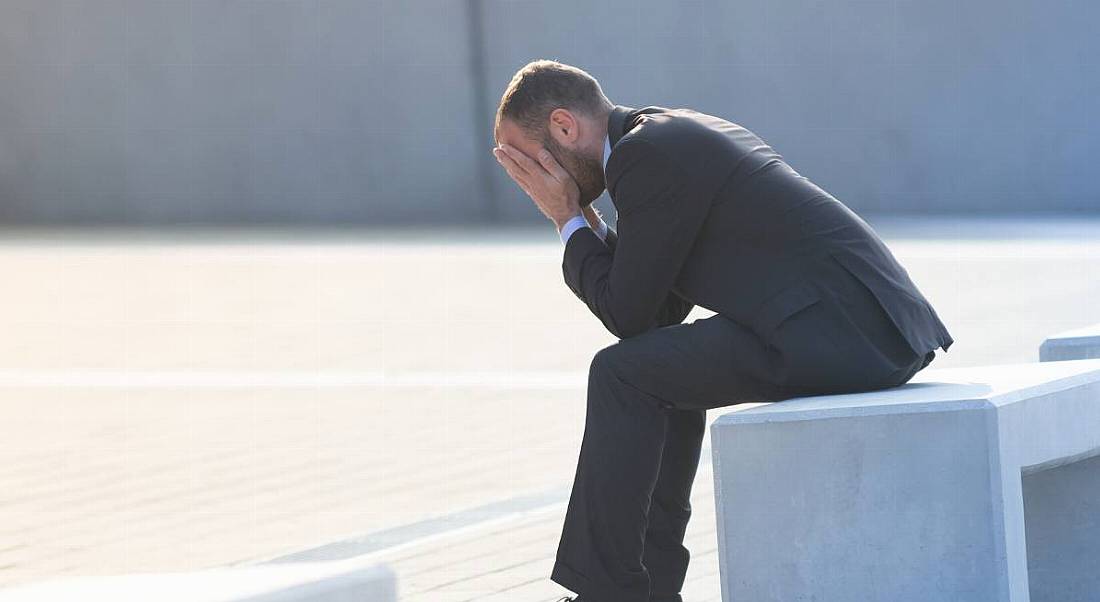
left=1, top=215, right=1098, bottom=599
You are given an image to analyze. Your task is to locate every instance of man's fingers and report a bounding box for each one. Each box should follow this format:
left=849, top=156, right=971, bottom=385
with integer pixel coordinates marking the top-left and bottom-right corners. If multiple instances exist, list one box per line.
left=493, top=148, right=532, bottom=189
left=495, top=151, right=544, bottom=208
left=497, top=144, right=570, bottom=186
left=535, top=148, right=570, bottom=182
left=499, top=144, right=547, bottom=179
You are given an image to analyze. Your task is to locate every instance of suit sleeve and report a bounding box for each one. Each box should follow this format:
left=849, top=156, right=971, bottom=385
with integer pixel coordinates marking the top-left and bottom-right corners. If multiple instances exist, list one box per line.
left=601, top=227, right=694, bottom=327
left=589, top=228, right=690, bottom=330
left=562, top=139, right=706, bottom=338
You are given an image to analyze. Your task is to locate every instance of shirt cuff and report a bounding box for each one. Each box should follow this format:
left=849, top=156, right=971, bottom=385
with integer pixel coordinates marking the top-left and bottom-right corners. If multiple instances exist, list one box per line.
left=559, top=214, right=589, bottom=245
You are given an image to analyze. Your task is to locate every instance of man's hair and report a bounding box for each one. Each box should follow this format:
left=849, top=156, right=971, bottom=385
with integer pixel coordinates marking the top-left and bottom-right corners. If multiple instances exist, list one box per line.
left=495, top=60, right=610, bottom=140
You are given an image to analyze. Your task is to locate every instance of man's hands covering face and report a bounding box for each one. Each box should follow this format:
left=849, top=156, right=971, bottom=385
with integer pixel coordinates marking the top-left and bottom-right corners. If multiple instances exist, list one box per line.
left=492, top=144, right=581, bottom=230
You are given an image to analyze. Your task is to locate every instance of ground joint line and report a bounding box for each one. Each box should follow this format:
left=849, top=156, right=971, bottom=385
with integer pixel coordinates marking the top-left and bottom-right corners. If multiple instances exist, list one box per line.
left=0, top=370, right=588, bottom=389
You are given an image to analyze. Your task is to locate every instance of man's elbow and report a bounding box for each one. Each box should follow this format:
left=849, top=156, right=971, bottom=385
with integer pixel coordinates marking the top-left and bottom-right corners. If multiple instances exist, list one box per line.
left=603, top=309, right=656, bottom=339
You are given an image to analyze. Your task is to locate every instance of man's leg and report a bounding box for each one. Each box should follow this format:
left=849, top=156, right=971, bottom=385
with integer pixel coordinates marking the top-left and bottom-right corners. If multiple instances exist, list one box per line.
left=643, top=408, right=706, bottom=602
left=550, top=313, right=789, bottom=602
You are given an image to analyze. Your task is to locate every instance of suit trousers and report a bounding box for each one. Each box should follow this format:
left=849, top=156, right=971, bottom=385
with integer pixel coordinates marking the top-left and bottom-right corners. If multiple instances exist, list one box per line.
left=550, top=280, right=935, bottom=602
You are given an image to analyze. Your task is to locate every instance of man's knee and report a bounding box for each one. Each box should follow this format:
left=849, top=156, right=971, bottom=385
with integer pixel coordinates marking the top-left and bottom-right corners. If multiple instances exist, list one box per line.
left=589, top=343, right=646, bottom=398
left=589, top=343, right=673, bottom=409
left=589, top=343, right=630, bottom=383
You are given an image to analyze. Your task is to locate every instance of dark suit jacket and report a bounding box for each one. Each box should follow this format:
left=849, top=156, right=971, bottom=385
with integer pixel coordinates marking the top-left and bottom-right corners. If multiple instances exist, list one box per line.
left=562, top=105, right=954, bottom=358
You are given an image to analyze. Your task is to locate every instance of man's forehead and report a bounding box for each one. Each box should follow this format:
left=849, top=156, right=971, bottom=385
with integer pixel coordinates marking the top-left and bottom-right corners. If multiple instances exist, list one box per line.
left=495, top=119, right=523, bottom=142
left=495, top=120, right=540, bottom=150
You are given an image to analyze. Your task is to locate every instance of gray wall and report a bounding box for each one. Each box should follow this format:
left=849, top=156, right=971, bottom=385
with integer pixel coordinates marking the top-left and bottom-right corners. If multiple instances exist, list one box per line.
left=0, top=0, right=488, bottom=224
left=1, top=0, right=1097, bottom=225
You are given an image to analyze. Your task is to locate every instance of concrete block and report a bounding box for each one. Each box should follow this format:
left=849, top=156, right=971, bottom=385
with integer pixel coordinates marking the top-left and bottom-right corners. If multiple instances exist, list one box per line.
left=710, top=359, right=1100, bottom=602
left=123, top=63, right=195, bottom=131
left=124, top=0, right=194, bottom=65
left=0, top=2, right=67, bottom=65
left=0, top=562, right=396, bottom=602
left=63, top=0, right=126, bottom=66
left=1040, top=324, right=1100, bottom=362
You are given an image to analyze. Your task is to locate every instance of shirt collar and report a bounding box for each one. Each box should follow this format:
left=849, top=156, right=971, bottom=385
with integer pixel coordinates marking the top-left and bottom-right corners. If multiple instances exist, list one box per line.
left=602, top=134, right=611, bottom=173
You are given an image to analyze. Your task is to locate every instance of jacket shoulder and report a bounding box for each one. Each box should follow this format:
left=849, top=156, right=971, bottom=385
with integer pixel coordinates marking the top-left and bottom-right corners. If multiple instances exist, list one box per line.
left=605, top=109, right=694, bottom=181
left=615, top=107, right=704, bottom=153
left=604, top=137, right=685, bottom=214
left=609, top=107, right=762, bottom=206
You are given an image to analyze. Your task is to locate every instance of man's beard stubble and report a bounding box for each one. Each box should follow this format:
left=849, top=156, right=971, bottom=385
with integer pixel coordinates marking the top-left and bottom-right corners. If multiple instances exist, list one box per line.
left=544, top=136, right=605, bottom=207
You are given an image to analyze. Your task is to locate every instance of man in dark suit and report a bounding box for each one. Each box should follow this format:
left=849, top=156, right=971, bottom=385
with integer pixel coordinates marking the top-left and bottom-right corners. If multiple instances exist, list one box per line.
left=491, top=60, right=954, bottom=602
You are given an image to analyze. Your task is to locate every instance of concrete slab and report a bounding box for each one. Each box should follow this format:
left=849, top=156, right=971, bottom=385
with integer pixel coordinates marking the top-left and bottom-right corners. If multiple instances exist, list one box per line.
left=711, top=359, right=1100, bottom=602
left=0, top=562, right=396, bottom=602
left=1040, top=323, right=1100, bottom=361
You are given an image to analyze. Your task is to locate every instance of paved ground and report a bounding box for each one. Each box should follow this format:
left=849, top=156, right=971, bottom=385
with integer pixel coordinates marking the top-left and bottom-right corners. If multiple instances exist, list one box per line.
left=0, top=216, right=1098, bottom=598
left=339, top=448, right=724, bottom=602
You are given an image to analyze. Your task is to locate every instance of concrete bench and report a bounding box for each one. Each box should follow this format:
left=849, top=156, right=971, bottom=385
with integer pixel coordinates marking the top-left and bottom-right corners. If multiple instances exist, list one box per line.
left=0, top=561, right=395, bottom=602
left=1040, top=324, right=1100, bottom=361
left=710, top=359, right=1100, bottom=602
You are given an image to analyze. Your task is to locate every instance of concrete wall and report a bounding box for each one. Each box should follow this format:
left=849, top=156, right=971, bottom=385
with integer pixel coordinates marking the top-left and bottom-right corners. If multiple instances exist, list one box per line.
left=1, top=0, right=1097, bottom=225
left=0, top=0, right=488, bottom=224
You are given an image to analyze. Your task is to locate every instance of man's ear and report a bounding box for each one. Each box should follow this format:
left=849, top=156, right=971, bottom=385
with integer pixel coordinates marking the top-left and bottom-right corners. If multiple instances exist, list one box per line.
left=548, top=108, right=579, bottom=146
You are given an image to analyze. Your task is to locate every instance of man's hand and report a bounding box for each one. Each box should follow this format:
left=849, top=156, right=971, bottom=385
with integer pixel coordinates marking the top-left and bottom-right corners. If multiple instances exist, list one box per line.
left=492, top=144, right=581, bottom=230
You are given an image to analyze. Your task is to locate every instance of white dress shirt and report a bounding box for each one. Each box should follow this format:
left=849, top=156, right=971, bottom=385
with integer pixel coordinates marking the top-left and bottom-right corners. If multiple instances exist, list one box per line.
left=559, top=135, right=612, bottom=245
